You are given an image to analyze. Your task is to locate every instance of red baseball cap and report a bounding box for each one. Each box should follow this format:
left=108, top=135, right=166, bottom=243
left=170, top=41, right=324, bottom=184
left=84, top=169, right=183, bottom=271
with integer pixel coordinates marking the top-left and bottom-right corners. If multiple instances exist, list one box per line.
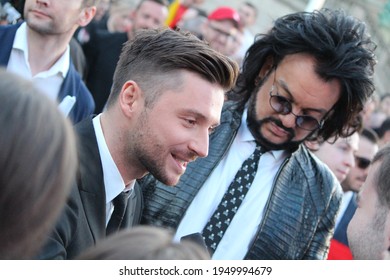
left=208, top=6, right=241, bottom=28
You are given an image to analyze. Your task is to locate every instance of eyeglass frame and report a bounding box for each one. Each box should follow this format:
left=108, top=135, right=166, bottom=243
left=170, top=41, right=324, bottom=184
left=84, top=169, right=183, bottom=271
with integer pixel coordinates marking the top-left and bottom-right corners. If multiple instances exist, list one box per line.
left=268, top=68, right=329, bottom=131
left=207, top=23, right=238, bottom=42
left=355, top=155, right=371, bottom=169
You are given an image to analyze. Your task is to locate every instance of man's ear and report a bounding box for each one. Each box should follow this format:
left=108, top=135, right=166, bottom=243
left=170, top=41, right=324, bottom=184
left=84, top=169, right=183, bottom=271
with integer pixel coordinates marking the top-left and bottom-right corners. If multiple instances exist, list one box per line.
left=258, top=56, right=275, bottom=80
left=119, top=80, right=143, bottom=118
left=78, top=6, right=97, bottom=27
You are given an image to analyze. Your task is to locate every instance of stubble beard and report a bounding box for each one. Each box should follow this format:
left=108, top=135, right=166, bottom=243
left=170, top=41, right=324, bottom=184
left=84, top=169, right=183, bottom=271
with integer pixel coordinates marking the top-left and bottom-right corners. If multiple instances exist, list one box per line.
left=25, top=14, right=57, bottom=35
left=130, top=111, right=176, bottom=186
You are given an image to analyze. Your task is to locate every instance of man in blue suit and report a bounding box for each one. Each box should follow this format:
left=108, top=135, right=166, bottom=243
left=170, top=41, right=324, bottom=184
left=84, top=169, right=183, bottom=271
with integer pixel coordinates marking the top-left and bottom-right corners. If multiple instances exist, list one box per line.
left=0, top=0, right=97, bottom=123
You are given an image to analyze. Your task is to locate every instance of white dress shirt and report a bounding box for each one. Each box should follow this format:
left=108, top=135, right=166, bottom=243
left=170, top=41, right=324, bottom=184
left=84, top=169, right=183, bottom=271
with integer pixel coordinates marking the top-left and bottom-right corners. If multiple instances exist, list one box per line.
left=174, top=110, right=288, bottom=259
left=7, top=22, right=69, bottom=101
left=93, top=115, right=134, bottom=225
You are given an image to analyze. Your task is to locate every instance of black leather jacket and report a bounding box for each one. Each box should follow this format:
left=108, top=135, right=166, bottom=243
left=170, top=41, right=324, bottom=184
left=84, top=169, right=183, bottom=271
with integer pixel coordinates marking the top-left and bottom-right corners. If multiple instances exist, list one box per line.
left=141, top=101, right=342, bottom=259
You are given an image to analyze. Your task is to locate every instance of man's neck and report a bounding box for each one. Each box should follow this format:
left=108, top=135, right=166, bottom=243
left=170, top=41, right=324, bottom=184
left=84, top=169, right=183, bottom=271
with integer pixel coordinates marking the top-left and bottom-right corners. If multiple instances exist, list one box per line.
left=26, top=26, right=72, bottom=75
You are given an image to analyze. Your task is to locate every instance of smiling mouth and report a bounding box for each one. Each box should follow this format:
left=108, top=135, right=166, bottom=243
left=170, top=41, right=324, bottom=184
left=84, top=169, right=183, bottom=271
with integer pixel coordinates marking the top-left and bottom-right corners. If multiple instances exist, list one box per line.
left=172, top=154, right=193, bottom=170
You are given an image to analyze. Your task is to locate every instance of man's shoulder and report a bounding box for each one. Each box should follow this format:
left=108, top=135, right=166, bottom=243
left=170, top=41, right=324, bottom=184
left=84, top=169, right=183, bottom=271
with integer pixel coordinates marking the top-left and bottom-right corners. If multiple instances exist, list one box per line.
left=74, top=115, right=94, bottom=130
left=62, top=65, right=95, bottom=122
left=286, top=146, right=343, bottom=210
left=36, top=184, right=83, bottom=259
left=220, top=101, right=243, bottom=121
left=74, top=116, right=97, bottom=148
left=0, top=22, right=20, bottom=33
left=291, top=145, right=340, bottom=187
left=0, top=23, right=20, bottom=61
left=210, top=101, right=242, bottom=142
left=0, top=22, right=22, bottom=44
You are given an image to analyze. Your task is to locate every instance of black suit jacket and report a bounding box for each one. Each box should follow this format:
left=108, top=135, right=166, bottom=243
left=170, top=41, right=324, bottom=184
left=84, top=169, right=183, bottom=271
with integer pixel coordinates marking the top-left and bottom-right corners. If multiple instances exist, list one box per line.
left=37, top=117, right=143, bottom=259
left=83, top=31, right=127, bottom=114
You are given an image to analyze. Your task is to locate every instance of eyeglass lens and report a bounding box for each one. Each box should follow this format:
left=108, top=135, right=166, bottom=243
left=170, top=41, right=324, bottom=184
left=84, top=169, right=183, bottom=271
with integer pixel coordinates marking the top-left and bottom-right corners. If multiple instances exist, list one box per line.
left=208, top=24, right=233, bottom=39
left=355, top=156, right=371, bottom=169
left=269, top=94, right=321, bottom=131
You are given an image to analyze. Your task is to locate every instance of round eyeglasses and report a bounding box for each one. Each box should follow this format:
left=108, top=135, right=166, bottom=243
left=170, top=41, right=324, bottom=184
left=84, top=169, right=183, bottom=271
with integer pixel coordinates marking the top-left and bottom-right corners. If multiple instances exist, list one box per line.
left=268, top=85, right=325, bottom=131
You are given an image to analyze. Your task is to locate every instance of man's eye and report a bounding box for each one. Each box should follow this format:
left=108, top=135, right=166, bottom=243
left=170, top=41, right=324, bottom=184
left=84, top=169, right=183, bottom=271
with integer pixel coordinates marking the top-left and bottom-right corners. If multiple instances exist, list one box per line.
left=186, top=119, right=196, bottom=125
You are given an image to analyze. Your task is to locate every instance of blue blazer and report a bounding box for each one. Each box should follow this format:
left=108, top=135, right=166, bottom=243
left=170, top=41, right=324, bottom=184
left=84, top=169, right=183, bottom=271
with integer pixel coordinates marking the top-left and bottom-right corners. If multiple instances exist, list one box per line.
left=0, top=23, right=95, bottom=124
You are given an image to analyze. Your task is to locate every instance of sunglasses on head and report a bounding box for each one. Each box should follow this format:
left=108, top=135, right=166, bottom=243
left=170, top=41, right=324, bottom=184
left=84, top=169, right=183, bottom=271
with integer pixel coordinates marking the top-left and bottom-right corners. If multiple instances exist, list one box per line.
left=355, top=156, right=371, bottom=169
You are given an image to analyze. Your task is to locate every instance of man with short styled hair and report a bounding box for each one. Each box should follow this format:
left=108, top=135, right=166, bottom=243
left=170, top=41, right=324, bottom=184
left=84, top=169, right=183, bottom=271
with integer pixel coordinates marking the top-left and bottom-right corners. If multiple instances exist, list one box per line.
left=0, top=0, right=98, bottom=123
left=37, top=27, right=239, bottom=260
left=347, top=144, right=390, bottom=259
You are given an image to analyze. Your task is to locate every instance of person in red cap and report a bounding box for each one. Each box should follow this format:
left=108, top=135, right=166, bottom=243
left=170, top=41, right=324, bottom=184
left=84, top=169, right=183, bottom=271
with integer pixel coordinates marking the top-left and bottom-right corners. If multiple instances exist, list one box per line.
left=200, top=6, right=243, bottom=59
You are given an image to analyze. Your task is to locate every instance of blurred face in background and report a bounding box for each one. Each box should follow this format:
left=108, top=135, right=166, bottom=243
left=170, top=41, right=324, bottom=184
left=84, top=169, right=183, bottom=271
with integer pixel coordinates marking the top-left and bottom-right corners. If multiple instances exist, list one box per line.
left=225, top=29, right=243, bottom=56
left=107, top=6, right=132, bottom=32
left=182, top=0, right=204, bottom=6
left=380, top=95, right=390, bottom=116
left=342, top=136, right=379, bottom=192
left=238, top=3, right=257, bottom=28
left=203, top=19, right=239, bottom=56
left=313, top=133, right=359, bottom=182
left=131, top=0, right=168, bottom=31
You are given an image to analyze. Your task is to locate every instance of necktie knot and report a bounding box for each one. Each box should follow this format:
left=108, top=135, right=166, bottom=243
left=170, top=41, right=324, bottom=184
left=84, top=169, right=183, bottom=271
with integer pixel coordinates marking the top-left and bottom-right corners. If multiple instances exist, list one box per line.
left=253, top=144, right=265, bottom=160
left=112, top=191, right=130, bottom=209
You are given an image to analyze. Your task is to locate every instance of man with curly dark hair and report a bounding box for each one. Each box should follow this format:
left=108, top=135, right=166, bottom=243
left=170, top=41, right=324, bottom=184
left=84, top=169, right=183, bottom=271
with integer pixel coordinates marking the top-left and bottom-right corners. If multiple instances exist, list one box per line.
left=141, top=9, right=377, bottom=259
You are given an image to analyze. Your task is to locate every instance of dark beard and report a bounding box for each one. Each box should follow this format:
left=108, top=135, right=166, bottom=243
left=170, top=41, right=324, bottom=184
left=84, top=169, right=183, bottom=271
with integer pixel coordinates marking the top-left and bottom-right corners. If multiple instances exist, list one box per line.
left=246, top=94, right=302, bottom=152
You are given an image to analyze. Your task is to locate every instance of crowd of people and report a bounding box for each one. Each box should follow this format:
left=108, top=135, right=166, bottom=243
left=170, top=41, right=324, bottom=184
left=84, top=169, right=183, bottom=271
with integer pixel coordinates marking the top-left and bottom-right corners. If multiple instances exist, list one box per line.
left=0, top=0, right=389, bottom=261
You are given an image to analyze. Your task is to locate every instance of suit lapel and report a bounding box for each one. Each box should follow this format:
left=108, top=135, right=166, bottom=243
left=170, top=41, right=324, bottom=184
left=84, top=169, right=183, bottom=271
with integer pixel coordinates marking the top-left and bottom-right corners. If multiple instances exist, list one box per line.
left=122, top=182, right=143, bottom=228
left=75, top=117, right=106, bottom=241
left=174, top=108, right=240, bottom=221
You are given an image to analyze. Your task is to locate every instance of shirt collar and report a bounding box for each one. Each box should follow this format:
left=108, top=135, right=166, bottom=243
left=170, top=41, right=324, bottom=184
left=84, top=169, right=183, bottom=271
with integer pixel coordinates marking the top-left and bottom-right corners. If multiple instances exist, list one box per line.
left=13, top=22, right=69, bottom=78
left=93, top=115, right=133, bottom=204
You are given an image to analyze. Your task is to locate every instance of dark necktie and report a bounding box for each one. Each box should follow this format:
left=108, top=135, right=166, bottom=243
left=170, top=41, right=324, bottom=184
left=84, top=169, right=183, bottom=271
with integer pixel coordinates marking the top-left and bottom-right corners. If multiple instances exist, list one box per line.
left=106, top=191, right=130, bottom=235
left=202, top=144, right=265, bottom=254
